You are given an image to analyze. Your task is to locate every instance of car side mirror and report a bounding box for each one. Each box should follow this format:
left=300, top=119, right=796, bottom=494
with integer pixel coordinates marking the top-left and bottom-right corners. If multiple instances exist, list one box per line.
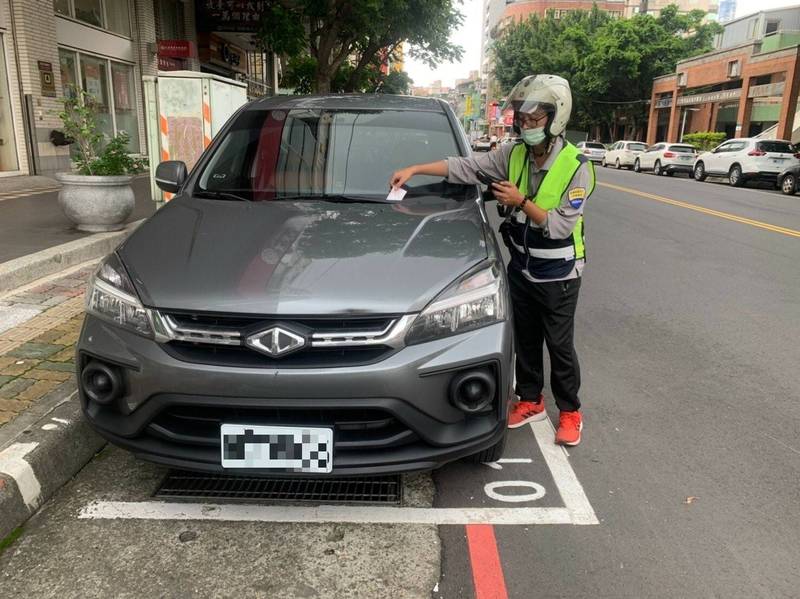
left=155, top=161, right=187, bottom=193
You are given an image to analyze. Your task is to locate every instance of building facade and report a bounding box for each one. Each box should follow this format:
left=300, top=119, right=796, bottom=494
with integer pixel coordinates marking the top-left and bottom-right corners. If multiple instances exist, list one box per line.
left=647, top=6, right=800, bottom=145
left=718, top=0, right=736, bottom=23
left=0, top=0, right=276, bottom=178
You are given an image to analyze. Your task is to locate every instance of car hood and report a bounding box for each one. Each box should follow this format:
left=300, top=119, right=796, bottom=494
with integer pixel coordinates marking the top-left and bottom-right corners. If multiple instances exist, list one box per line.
left=119, top=195, right=488, bottom=315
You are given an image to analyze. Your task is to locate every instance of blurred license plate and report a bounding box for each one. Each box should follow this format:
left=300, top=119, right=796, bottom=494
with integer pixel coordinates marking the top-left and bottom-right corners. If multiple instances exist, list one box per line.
left=220, top=424, right=333, bottom=472
left=771, top=158, right=785, bottom=164
left=680, top=155, right=692, bottom=160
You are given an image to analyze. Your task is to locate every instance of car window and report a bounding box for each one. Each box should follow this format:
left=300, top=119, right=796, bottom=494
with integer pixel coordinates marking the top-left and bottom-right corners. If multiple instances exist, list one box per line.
left=196, top=108, right=461, bottom=200
left=669, top=145, right=696, bottom=153
left=757, top=141, right=795, bottom=154
left=586, top=142, right=605, bottom=149
left=627, top=143, right=646, bottom=152
left=715, top=143, right=732, bottom=153
left=727, top=142, right=746, bottom=152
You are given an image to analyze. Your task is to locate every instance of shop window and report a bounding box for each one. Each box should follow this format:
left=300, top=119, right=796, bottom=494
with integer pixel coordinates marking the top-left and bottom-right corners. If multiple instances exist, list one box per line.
left=80, top=55, right=114, bottom=142
left=54, top=0, right=131, bottom=38
left=59, top=49, right=79, bottom=97
left=111, top=62, right=139, bottom=151
left=74, top=0, right=103, bottom=27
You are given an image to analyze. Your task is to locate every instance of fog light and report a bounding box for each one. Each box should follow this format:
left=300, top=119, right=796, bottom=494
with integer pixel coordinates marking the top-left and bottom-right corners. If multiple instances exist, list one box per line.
left=449, top=369, right=495, bottom=413
left=81, top=361, right=123, bottom=405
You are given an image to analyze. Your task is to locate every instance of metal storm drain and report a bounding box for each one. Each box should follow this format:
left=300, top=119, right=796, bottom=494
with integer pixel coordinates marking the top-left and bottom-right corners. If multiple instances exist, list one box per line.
left=154, top=471, right=402, bottom=505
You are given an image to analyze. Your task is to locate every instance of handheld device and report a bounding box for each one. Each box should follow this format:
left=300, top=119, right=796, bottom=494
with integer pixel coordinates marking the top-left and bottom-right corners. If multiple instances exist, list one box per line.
left=476, top=170, right=503, bottom=186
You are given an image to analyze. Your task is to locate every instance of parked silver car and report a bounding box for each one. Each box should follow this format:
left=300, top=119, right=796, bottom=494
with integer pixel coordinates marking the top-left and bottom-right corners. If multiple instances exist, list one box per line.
left=77, top=95, right=512, bottom=476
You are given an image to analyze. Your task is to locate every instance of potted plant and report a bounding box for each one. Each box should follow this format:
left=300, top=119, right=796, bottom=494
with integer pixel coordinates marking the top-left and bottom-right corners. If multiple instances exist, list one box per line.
left=55, top=88, right=147, bottom=232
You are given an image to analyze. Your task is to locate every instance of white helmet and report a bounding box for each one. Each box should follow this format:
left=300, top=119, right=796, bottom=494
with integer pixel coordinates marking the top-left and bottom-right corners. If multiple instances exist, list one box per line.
left=501, top=74, right=572, bottom=139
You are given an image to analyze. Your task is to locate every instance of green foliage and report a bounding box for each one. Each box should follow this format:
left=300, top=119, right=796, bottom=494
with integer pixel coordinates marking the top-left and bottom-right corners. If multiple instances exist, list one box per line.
left=259, top=0, right=461, bottom=93
left=492, top=4, right=722, bottom=136
left=281, top=53, right=414, bottom=95
left=58, top=87, right=147, bottom=176
left=682, top=131, right=727, bottom=150
left=0, top=526, right=23, bottom=556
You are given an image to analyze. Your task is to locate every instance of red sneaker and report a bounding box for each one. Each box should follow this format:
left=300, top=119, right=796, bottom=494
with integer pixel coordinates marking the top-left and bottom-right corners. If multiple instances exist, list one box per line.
left=508, top=395, right=547, bottom=428
left=555, top=411, right=583, bottom=446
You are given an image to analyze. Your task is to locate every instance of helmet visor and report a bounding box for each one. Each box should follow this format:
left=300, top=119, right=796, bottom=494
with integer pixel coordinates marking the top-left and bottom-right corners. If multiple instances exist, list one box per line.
left=511, top=101, right=555, bottom=129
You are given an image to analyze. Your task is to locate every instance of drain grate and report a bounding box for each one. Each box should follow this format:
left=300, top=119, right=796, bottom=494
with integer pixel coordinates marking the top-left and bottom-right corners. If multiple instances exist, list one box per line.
left=154, top=470, right=402, bottom=505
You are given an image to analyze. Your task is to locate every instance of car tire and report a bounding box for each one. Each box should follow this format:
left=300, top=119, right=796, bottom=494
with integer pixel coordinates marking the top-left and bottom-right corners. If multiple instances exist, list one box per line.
left=469, top=433, right=508, bottom=464
left=653, top=160, right=662, bottom=176
left=665, top=170, right=674, bottom=177
left=634, top=159, right=641, bottom=173
left=615, top=158, right=621, bottom=170
left=729, top=164, right=744, bottom=187
left=781, top=173, right=797, bottom=195
left=601, top=158, right=607, bottom=168
left=694, top=162, right=707, bottom=181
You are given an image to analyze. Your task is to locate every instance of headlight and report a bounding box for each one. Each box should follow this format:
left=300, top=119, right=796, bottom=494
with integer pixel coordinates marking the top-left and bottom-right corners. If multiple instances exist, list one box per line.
left=406, top=263, right=506, bottom=345
left=86, top=253, right=152, bottom=337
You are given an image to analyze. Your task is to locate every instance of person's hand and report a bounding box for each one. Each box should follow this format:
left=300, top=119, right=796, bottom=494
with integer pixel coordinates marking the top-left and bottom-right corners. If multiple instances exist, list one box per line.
left=492, top=181, right=525, bottom=207
left=389, top=166, right=416, bottom=189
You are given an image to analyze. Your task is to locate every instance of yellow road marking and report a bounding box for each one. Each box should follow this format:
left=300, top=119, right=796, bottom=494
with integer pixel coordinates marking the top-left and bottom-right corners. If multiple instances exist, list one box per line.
left=598, top=181, right=800, bottom=239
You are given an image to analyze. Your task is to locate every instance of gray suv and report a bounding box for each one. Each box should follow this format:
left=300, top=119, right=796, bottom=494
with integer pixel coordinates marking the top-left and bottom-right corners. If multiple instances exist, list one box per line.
left=77, top=95, right=512, bottom=476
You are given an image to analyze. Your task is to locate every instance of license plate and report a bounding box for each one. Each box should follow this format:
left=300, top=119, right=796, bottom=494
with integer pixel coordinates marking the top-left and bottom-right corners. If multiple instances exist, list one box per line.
left=771, top=158, right=785, bottom=164
left=220, top=424, right=333, bottom=472
left=679, top=155, right=692, bottom=160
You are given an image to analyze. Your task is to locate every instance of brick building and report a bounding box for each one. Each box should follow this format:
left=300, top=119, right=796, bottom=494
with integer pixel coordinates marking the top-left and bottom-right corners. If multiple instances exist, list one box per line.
left=647, top=6, right=800, bottom=145
left=0, top=0, right=276, bottom=178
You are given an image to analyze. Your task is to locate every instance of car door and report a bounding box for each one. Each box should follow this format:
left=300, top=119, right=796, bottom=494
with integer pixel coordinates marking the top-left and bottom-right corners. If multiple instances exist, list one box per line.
left=705, top=142, right=731, bottom=173
left=715, top=141, right=746, bottom=174
left=640, top=144, right=657, bottom=169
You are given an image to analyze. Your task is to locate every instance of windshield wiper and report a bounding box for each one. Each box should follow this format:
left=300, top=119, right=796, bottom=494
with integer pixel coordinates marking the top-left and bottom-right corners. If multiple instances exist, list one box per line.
left=193, top=190, right=250, bottom=202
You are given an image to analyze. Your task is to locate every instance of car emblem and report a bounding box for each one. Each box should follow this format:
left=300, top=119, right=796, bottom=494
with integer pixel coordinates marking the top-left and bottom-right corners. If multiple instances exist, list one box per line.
left=245, top=326, right=306, bottom=357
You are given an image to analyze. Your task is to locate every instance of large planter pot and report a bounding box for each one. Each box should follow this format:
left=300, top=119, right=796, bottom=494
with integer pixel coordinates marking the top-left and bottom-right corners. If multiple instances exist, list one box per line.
left=55, top=172, right=135, bottom=232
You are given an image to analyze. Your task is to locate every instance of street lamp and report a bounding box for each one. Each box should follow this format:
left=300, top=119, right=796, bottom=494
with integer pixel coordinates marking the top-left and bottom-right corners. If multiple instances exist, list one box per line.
left=680, top=107, right=700, bottom=142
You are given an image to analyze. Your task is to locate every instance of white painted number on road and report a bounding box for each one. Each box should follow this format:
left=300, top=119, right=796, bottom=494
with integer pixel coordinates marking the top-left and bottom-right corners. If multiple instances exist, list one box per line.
left=484, top=481, right=546, bottom=503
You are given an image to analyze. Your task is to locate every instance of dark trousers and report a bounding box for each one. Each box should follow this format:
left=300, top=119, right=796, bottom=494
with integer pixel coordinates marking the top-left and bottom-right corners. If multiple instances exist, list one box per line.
left=508, top=267, right=582, bottom=412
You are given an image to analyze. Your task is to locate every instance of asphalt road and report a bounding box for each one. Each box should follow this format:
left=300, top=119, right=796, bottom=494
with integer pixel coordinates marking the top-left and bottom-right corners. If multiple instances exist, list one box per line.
left=2, top=166, right=799, bottom=598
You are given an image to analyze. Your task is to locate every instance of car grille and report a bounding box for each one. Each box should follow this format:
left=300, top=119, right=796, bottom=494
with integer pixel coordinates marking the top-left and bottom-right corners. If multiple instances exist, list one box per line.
left=155, top=311, right=404, bottom=368
left=147, top=405, right=419, bottom=453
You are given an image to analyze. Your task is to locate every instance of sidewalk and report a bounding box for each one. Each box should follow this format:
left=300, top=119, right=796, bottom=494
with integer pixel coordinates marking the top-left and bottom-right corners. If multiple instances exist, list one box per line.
left=0, top=175, right=155, bottom=264
left=0, top=264, right=93, bottom=426
left=0, top=175, right=61, bottom=198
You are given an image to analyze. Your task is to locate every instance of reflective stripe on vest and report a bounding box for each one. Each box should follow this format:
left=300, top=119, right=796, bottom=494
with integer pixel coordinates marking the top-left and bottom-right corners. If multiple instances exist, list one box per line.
left=507, top=140, right=595, bottom=264
left=508, top=239, right=576, bottom=260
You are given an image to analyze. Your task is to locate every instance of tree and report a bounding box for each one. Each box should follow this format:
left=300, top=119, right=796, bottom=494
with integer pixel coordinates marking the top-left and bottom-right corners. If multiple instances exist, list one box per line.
left=258, top=0, right=463, bottom=94
left=491, top=4, right=722, bottom=137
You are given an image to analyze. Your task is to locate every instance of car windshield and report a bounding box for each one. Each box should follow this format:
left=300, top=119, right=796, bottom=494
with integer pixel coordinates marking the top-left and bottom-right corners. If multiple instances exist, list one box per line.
left=196, top=108, right=462, bottom=201
left=627, top=143, right=646, bottom=152
left=669, top=145, right=696, bottom=153
left=757, top=141, right=795, bottom=154
left=586, top=142, right=605, bottom=149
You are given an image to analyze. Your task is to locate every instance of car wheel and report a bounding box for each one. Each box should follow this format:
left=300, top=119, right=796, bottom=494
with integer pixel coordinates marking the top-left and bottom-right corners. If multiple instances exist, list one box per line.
left=469, top=433, right=508, bottom=464
left=653, top=160, right=662, bottom=176
left=694, top=162, right=707, bottom=181
left=665, top=170, right=674, bottom=177
left=615, top=158, right=621, bottom=170
left=781, top=173, right=797, bottom=195
left=634, top=159, right=641, bottom=173
left=601, top=158, right=607, bottom=168
left=729, top=164, right=743, bottom=187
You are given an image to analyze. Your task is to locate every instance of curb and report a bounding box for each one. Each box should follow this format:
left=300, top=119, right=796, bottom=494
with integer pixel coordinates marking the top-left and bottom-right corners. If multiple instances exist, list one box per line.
left=0, top=219, right=145, bottom=294
left=0, top=381, right=105, bottom=541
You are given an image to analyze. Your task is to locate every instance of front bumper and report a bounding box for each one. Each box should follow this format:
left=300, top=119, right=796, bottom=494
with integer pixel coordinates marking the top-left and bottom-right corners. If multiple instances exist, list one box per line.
left=78, top=314, right=513, bottom=475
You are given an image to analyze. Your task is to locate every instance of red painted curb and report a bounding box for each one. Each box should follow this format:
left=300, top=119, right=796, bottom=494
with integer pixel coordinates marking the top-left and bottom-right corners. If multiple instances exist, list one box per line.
left=466, top=524, right=509, bottom=599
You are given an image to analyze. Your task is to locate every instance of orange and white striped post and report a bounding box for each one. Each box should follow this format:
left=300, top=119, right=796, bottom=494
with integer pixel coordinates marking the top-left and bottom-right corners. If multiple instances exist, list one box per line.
left=159, top=113, right=173, bottom=201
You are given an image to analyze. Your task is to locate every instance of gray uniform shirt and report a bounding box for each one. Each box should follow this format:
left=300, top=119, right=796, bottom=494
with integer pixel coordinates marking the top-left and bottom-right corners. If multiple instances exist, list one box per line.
left=445, top=137, right=592, bottom=283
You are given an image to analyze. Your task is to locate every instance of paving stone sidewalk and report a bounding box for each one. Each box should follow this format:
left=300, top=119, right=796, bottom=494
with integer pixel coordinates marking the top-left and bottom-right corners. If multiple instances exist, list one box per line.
left=0, top=264, right=96, bottom=427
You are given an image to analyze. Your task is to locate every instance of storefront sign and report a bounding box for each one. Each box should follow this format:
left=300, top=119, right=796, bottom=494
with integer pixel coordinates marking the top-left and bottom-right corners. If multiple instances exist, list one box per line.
left=195, top=0, right=263, bottom=33
left=655, top=97, right=672, bottom=109
left=677, top=89, right=741, bottom=106
left=158, top=56, right=184, bottom=71
left=748, top=81, right=785, bottom=98
left=199, top=33, right=247, bottom=74
left=503, top=109, right=514, bottom=126
left=38, top=61, right=56, bottom=98
left=158, top=40, right=197, bottom=59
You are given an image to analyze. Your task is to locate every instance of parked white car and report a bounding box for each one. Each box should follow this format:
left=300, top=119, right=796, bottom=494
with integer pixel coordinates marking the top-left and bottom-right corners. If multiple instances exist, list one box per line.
left=634, top=142, right=697, bottom=176
left=693, top=138, right=800, bottom=187
left=576, top=141, right=606, bottom=163
left=602, top=140, right=647, bottom=169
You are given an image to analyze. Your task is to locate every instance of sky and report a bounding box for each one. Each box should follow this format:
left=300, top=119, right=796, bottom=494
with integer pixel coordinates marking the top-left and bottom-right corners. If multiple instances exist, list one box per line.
left=404, top=0, right=800, bottom=89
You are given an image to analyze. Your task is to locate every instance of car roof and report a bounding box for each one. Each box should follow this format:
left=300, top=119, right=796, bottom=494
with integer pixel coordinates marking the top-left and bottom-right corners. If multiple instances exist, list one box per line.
left=247, top=93, right=448, bottom=113
left=618, top=140, right=645, bottom=144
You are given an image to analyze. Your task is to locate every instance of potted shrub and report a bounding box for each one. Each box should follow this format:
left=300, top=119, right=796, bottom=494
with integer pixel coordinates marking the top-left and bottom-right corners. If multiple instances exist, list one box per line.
left=55, top=89, right=147, bottom=232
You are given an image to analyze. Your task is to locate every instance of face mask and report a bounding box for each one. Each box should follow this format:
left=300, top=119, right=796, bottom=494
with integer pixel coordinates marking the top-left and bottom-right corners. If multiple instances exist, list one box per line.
left=521, top=127, right=546, bottom=146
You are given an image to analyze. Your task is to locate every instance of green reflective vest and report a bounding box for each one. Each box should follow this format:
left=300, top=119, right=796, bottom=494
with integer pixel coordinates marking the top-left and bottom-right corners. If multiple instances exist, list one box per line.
left=507, top=141, right=595, bottom=261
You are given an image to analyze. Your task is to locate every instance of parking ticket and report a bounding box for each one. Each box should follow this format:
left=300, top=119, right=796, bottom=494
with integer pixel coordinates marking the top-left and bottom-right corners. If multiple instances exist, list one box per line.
left=386, top=187, right=407, bottom=202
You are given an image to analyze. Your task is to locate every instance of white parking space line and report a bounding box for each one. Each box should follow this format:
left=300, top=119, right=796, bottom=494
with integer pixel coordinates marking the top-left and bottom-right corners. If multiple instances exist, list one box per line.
left=79, top=421, right=598, bottom=526
left=79, top=501, right=577, bottom=525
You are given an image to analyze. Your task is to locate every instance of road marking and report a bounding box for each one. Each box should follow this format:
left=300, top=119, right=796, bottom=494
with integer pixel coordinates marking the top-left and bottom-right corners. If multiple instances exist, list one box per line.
left=466, top=524, right=509, bottom=599
left=0, top=442, right=41, bottom=509
left=598, top=181, right=800, bottom=239
left=531, top=419, right=599, bottom=525
left=80, top=419, right=597, bottom=526
left=484, top=481, right=546, bottom=503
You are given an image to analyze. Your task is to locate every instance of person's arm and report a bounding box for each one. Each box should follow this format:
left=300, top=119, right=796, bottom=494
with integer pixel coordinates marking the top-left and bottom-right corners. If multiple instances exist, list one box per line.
left=390, top=161, right=448, bottom=189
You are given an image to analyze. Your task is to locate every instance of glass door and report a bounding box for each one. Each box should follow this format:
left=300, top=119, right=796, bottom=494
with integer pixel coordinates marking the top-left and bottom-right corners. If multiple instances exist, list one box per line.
left=0, top=35, right=20, bottom=173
